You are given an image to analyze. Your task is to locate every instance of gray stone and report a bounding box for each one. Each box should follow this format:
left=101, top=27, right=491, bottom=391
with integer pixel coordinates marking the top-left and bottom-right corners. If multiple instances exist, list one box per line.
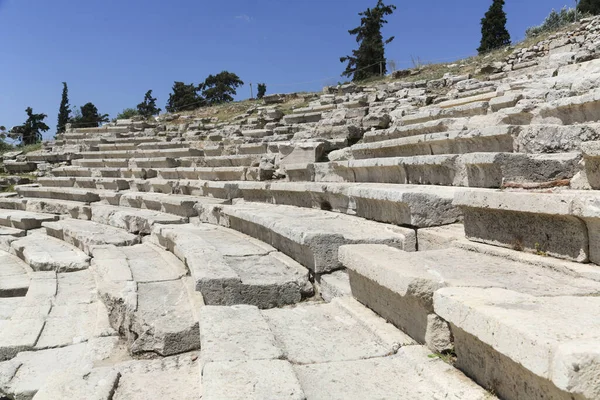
left=295, top=346, right=492, bottom=400
left=91, top=204, right=187, bottom=234
left=199, top=305, right=283, bottom=364
left=198, top=201, right=416, bottom=274
left=435, top=287, right=600, bottom=400
left=113, top=353, right=200, bottom=400
left=153, top=224, right=313, bottom=308
left=10, top=234, right=90, bottom=272
left=202, top=360, right=306, bottom=400
left=43, top=219, right=140, bottom=255
left=339, top=244, right=600, bottom=347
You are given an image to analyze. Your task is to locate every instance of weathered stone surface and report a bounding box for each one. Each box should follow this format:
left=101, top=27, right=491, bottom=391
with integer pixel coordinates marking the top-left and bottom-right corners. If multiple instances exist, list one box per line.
left=262, top=298, right=411, bottom=364
left=118, top=192, right=225, bottom=217
left=339, top=244, right=600, bottom=347
left=295, top=346, right=492, bottom=400
left=0, top=251, right=30, bottom=297
left=91, top=204, right=187, bottom=233
left=435, top=287, right=600, bottom=400
left=454, top=189, right=589, bottom=262
left=199, top=305, right=283, bottom=364
left=417, top=223, right=465, bottom=251
left=92, top=243, right=187, bottom=283
left=198, top=201, right=416, bottom=274
left=33, top=367, right=119, bottom=400
left=351, top=126, right=517, bottom=159
left=91, top=244, right=198, bottom=356
left=43, top=219, right=140, bottom=255
left=0, top=337, right=120, bottom=399
left=153, top=224, right=313, bottom=308
left=319, top=270, right=352, bottom=302
left=113, top=353, right=200, bottom=400
left=24, top=199, right=92, bottom=220
left=10, top=234, right=90, bottom=272
left=202, top=360, right=306, bottom=400
left=0, top=210, right=58, bottom=230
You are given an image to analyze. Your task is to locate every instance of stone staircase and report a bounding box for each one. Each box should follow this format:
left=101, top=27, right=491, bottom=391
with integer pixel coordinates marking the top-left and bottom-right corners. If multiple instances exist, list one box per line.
left=2, top=17, right=600, bottom=400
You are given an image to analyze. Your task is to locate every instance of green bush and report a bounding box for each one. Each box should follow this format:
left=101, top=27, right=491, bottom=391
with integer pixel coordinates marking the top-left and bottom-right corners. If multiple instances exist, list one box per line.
left=115, top=108, right=140, bottom=120
left=526, top=7, right=578, bottom=38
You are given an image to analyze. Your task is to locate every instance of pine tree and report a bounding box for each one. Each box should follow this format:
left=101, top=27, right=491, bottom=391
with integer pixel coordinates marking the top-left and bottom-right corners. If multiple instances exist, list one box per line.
left=202, top=71, right=244, bottom=105
left=137, top=90, right=161, bottom=119
left=165, top=82, right=204, bottom=113
left=257, top=83, right=267, bottom=99
left=478, top=0, right=511, bottom=54
left=340, top=0, right=396, bottom=81
left=70, top=102, right=109, bottom=128
left=10, top=107, right=49, bottom=145
left=579, top=0, right=600, bottom=16
left=56, top=82, right=71, bottom=134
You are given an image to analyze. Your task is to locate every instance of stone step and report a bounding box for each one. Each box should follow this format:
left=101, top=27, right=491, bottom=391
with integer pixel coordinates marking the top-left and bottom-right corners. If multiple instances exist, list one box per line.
left=435, top=287, right=600, bottom=400
left=37, top=177, right=130, bottom=191
left=339, top=244, right=600, bottom=352
left=78, top=148, right=203, bottom=159
left=0, top=337, right=120, bottom=399
left=0, top=210, right=58, bottom=230
left=94, top=141, right=185, bottom=152
left=400, top=101, right=489, bottom=126
left=72, top=157, right=180, bottom=169
left=10, top=233, right=90, bottom=272
left=49, top=166, right=94, bottom=177
left=200, top=298, right=491, bottom=399
left=37, top=353, right=200, bottom=400
left=363, top=118, right=466, bottom=143
left=91, top=243, right=200, bottom=356
left=90, top=204, right=187, bottom=234
left=43, top=219, right=140, bottom=255
left=453, top=189, right=600, bottom=264
left=127, top=178, right=177, bottom=194
left=199, top=154, right=262, bottom=168
left=351, top=126, right=518, bottom=159
left=197, top=201, right=416, bottom=274
left=152, top=224, right=313, bottom=308
left=15, top=186, right=116, bottom=204
left=436, top=91, right=498, bottom=109
left=118, top=192, right=226, bottom=217
left=2, top=161, right=37, bottom=174
left=154, top=166, right=260, bottom=181
left=13, top=198, right=92, bottom=220
left=0, top=250, right=30, bottom=297
left=193, top=181, right=462, bottom=228
left=282, top=111, right=323, bottom=124
left=287, top=152, right=581, bottom=188
left=0, top=269, right=115, bottom=362
left=536, top=87, right=600, bottom=125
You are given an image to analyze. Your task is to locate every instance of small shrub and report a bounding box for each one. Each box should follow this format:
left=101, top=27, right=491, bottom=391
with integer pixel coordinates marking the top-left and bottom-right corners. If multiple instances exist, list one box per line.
left=525, top=7, right=577, bottom=38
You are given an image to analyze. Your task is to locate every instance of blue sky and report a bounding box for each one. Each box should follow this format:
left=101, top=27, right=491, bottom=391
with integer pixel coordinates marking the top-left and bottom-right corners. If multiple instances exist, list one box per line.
left=0, top=0, right=577, bottom=139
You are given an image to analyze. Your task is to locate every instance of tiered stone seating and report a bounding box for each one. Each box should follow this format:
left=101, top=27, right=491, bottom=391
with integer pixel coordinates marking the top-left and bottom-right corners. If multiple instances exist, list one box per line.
left=3, top=18, right=600, bottom=399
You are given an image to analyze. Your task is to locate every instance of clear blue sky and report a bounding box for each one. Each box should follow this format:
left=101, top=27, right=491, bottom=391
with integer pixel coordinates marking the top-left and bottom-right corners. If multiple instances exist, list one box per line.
left=0, top=0, right=576, bottom=139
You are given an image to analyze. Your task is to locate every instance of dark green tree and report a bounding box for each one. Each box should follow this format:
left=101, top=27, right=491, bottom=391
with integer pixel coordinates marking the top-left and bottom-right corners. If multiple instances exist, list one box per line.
left=579, top=0, right=600, bottom=15
left=257, top=83, right=267, bottom=99
left=478, top=0, right=511, bottom=54
left=340, top=0, right=396, bottom=81
left=70, top=102, right=109, bottom=128
left=165, top=82, right=204, bottom=113
left=137, top=90, right=161, bottom=118
left=56, top=82, right=71, bottom=134
left=9, top=107, right=50, bottom=145
left=202, top=71, right=244, bottom=105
